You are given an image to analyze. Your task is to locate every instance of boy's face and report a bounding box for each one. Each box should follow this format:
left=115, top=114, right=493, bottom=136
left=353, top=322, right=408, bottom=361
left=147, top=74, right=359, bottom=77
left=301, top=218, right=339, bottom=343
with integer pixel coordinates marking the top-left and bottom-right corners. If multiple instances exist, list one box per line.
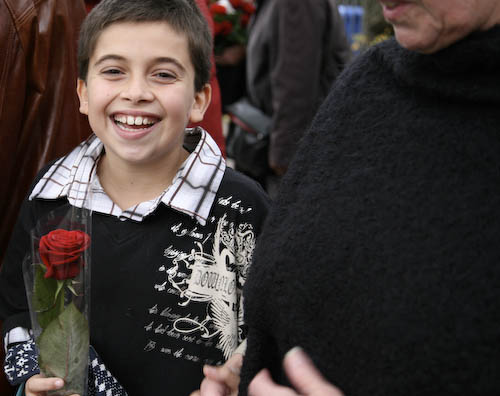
left=77, top=21, right=210, bottom=167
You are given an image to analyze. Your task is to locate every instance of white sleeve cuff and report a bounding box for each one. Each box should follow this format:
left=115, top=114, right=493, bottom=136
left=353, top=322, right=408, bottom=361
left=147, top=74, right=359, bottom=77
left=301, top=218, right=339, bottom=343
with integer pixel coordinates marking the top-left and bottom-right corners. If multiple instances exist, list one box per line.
left=4, top=327, right=31, bottom=353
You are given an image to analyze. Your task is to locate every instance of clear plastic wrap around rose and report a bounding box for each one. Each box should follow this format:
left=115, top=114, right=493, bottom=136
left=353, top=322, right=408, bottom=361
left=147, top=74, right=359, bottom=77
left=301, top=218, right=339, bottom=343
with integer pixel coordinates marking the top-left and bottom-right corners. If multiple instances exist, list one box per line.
left=23, top=203, right=92, bottom=396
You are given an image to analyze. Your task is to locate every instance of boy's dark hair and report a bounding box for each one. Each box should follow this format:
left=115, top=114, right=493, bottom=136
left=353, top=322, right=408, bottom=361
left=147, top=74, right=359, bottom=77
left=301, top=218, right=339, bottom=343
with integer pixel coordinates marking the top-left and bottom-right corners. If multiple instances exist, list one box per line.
left=77, top=0, right=212, bottom=92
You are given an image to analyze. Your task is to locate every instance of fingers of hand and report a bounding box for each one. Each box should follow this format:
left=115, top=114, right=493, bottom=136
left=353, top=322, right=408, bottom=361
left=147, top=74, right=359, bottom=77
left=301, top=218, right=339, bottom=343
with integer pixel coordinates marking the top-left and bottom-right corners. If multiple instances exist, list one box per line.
left=203, top=353, right=243, bottom=390
left=248, top=369, right=295, bottom=396
left=283, top=347, right=343, bottom=396
left=199, top=377, right=228, bottom=396
left=26, top=375, right=64, bottom=395
left=226, top=353, right=243, bottom=376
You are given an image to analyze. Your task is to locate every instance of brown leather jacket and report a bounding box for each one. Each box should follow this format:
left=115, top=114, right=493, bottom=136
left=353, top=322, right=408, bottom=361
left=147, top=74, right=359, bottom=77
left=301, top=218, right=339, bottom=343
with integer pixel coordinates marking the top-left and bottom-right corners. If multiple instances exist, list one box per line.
left=0, top=0, right=91, bottom=267
left=1, top=2, right=90, bottom=388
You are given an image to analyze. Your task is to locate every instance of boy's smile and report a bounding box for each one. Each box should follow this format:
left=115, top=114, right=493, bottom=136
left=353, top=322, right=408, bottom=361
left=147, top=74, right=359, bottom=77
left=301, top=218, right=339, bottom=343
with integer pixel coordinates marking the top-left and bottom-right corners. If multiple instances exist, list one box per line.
left=77, top=21, right=210, bottom=171
left=111, top=111, right=161, bottom=140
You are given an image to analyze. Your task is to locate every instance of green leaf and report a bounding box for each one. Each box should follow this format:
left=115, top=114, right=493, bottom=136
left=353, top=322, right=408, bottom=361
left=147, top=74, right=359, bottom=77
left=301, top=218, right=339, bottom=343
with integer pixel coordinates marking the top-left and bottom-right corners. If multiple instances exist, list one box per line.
left=33, top=265, right=65, bottom=329
left=38, top=302, right=89, bottom=396
left=66, top=283, right=78, bottom=297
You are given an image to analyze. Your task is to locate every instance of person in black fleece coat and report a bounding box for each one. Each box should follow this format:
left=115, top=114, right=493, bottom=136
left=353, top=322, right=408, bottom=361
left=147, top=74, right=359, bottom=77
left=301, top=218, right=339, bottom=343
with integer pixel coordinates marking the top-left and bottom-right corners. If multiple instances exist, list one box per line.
left=238, top=6, right=500, bottom=396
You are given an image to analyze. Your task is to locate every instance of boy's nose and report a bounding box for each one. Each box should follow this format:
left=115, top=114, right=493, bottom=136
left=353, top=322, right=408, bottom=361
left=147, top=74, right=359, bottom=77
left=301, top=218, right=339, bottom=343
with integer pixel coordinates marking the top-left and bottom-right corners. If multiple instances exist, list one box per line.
left=121, top=77, right=154, bottom=103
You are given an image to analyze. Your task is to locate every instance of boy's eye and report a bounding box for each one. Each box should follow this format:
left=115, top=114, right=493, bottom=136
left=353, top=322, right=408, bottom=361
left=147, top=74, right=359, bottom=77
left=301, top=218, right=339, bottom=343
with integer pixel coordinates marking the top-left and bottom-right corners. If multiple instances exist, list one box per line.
left=154, top=71, right=176, bottom=81
left=102, top=68, right=123, bottom=75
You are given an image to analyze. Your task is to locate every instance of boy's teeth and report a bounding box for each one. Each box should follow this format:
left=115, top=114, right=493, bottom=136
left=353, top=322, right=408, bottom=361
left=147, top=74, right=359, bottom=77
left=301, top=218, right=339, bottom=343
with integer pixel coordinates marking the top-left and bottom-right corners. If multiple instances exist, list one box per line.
left=115, top=115, right=155, bottom=126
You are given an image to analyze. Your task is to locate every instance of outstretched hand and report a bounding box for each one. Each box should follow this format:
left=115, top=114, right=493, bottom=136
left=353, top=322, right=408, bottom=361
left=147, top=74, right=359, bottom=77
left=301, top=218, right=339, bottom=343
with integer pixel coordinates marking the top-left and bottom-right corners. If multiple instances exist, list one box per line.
left=190, top=353, right=243, bottom=396
left=248, top=347, right=343, bottom=396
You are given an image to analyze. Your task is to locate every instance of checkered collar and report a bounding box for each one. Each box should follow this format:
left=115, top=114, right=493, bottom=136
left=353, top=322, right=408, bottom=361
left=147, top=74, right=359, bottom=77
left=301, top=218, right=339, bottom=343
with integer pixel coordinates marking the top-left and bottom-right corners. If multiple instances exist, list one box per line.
left=29, top=127, right=226, bottom=226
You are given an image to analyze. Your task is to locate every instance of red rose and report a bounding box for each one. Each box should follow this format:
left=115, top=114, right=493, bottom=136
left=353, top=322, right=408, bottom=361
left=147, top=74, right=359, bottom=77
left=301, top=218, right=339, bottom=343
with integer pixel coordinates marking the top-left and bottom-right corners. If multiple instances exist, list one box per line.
left=229, top=0, right=242, bottom=8
left=39, top=229, right=90, bottom=280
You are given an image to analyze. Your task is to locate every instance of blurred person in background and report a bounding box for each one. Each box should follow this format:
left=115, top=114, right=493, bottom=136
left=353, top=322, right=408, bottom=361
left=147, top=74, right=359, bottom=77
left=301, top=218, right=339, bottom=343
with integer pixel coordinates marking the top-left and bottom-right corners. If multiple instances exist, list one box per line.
left=246, top=0, right=351, bottom=196
left=0, top=0, right=91, bottom=264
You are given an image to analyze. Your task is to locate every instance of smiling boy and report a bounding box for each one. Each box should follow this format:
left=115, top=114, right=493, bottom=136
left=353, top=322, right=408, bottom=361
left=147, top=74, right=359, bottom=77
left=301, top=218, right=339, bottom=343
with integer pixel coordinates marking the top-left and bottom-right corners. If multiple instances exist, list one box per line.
left=0, top=1, right=270, bottom=395
left=78, top=20, right=207, bottom=211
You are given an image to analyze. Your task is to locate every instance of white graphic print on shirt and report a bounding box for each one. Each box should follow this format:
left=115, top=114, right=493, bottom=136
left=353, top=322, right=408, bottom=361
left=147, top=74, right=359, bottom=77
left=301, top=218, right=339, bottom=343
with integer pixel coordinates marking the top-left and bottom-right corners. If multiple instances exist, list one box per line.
left=148, top=213, right=256, bottom=361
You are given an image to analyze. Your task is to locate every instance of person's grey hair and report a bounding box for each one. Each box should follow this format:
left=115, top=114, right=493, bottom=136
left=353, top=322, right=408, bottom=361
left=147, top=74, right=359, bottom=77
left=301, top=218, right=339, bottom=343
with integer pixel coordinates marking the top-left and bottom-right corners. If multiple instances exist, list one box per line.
left=77, top=0, right=212, bottom=92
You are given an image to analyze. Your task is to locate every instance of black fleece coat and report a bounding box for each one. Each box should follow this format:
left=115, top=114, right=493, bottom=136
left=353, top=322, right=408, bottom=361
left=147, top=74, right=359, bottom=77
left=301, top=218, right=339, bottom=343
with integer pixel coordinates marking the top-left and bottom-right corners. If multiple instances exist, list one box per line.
left=239, top=26, right=500, bottom=395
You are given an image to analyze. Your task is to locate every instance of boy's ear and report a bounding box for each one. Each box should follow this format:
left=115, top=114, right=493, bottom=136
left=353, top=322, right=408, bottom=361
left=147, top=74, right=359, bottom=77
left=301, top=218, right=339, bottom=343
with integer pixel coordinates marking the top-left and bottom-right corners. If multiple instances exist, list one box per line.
left=189, top=84, right=211, bottom=124
left=76, top=78, right=89, bottom=115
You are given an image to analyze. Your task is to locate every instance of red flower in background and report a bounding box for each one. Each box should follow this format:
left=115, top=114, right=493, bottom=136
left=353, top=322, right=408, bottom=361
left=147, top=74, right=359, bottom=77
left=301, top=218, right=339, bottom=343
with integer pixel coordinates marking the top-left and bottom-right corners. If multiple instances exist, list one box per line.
left=241, top=1, right=255, bottom=14
left=208, top=0, right=256, bottom=54
left=39, top=229, right=90, bottom=280
left=215, top=20, right=234, bottom=35
left=209, top=3, right=227, bottom=14
left=240, top=13, right=250, bottom=27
